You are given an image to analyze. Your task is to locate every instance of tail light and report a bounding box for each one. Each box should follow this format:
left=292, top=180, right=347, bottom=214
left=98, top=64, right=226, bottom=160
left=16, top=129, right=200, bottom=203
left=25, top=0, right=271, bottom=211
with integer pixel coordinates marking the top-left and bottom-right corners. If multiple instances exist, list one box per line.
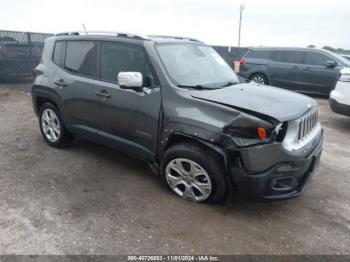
left=240, top=58, right=246, bottom=65
left=32, top=69, right=42, bottom=81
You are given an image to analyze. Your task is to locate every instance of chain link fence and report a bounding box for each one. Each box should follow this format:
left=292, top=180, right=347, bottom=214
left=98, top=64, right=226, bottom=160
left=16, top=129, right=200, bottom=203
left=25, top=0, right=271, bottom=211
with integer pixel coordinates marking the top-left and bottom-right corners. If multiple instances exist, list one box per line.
left=0, top=30, right=53, bottom=91
left=0, top=30, right=247, bottom=92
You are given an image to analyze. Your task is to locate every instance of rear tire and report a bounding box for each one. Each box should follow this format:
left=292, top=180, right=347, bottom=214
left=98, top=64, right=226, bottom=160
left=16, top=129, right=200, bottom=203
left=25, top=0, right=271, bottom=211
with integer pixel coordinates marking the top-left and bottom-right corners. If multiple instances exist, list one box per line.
left=39, top=103, right=74, bottom=148
left=161, top=142, right=227, bottom=203
left=250, top=73, right=268, bottom=85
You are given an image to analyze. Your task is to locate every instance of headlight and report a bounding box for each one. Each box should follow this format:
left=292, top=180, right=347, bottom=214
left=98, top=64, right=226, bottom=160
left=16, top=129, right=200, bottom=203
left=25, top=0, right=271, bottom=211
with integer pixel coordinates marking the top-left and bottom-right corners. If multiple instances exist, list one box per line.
left=223, top=114, right=286, bottom=147
left=224, top=124, right=285, bottom=147
left=339, top=73, right=350, bottom=82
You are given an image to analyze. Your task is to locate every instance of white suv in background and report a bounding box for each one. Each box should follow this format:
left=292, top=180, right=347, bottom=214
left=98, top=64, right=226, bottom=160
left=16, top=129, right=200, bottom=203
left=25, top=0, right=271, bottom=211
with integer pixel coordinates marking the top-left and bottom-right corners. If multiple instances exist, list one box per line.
left=330, top=68, right=350, bottom=117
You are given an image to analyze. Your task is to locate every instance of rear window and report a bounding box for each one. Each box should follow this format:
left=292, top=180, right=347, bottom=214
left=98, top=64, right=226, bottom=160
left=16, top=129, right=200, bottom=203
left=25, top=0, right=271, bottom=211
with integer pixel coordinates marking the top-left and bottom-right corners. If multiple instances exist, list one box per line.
left=272, top=50, right=304, bottom=64
left=64, top=41, right=98, bottom=78
left=53, top=41, right=65, bottom=66
left=246, top=50, right=271, bottom=59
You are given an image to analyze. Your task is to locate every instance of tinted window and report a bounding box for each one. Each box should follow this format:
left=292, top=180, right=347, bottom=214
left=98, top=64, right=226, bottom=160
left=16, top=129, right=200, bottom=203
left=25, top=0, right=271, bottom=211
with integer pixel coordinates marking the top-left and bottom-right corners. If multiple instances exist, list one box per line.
left=273, top=50, right=304, bottom=64
left=65, top=41, right=97, bottom=77
left=305, top=52, right=329, bottom=66
left=101, top=43, right=154, bottom=86
left=246, top=50, right=271, bottom=59
left=53, top=41, right=65, bottom=65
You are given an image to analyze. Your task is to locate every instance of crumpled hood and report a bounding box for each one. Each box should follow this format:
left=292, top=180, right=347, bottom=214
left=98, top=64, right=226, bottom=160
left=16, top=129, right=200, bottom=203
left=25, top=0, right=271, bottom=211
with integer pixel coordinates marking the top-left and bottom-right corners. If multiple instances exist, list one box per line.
left=190, top=83, right=317, bottom=122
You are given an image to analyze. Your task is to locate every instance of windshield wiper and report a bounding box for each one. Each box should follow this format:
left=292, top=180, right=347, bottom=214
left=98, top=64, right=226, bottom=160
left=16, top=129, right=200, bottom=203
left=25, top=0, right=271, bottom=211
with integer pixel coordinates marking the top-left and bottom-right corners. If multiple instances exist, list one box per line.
left=219, top=81, right=240, bottom=88
left=176, top=84, right=213, bottom=90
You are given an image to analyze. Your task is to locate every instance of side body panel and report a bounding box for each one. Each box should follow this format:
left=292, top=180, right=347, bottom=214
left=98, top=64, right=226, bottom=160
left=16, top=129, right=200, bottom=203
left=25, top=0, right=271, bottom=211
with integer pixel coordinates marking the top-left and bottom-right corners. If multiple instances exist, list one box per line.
left=268, top=51, right=304, bottom=89
left=297, top=51, right=341, bottom=94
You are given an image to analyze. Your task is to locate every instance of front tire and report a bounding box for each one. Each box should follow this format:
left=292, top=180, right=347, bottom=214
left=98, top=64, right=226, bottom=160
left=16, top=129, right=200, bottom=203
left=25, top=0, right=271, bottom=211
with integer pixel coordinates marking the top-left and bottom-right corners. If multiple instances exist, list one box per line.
left=39, top=103, right=74, bottom=148
left=161, top=142, right=227, bottom=203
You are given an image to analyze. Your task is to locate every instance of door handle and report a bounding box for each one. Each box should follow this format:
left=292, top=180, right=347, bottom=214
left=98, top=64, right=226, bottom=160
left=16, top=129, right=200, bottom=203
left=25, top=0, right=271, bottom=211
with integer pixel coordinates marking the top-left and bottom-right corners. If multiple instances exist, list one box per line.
left=54, top=79, right=67, bottom=87
left=94, top=90, right=111, bottom=98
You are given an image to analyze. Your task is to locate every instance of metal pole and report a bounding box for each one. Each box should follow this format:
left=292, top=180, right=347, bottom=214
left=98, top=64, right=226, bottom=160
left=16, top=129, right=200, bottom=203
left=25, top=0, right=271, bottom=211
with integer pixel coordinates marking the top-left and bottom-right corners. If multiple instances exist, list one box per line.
left=238, top=4, right=245, bottom=48
left=27, top=32, right=33, bottom=58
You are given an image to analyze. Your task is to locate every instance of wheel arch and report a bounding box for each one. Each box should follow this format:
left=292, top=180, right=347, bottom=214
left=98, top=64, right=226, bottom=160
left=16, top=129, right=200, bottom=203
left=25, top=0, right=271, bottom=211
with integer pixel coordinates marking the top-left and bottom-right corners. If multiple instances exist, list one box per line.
left=32, top=85, right=63, bottom=117
left=160, top=132, right=229, bottom=173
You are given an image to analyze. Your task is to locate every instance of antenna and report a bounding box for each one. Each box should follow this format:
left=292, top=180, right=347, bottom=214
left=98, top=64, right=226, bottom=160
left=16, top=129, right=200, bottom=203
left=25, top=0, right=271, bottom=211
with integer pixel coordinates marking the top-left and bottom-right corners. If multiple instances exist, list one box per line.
left=82, top=23, right=87, bottom=35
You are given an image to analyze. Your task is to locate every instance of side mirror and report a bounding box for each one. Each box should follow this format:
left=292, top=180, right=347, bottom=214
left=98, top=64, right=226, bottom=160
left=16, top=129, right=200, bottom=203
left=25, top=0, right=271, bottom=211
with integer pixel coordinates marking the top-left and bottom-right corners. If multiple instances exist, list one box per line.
left=118, top=72, right=143, bottom=91
left=325, top=60, right=337, bottom=68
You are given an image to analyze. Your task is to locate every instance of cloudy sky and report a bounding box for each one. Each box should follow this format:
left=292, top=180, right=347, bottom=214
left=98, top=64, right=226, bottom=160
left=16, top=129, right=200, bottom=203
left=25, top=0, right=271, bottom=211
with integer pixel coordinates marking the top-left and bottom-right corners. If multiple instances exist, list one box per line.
left=1, top=0, right=350, bottom=49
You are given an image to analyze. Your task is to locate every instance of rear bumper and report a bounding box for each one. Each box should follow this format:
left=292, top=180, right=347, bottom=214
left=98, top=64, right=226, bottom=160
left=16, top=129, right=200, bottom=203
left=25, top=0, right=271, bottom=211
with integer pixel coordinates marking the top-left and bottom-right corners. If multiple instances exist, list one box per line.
left=329, top=98, right=350, bottom=117
left=230, top=134, right=323, bottom=199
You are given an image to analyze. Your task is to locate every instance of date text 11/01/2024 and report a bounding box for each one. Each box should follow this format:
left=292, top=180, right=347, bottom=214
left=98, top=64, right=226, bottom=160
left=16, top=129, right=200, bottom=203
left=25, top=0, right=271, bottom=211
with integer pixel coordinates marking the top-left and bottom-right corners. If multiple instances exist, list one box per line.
left=127, top=255, right=219, bottom=261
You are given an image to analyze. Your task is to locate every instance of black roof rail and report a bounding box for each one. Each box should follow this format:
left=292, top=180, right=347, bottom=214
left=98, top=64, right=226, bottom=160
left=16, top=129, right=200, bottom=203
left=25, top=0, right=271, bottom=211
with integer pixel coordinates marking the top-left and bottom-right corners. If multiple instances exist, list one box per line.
left=55, top=31, right=150, bottom=40
left=55, top=32, right=80, bottom=36
left=148, top=35, right=202, bottom=43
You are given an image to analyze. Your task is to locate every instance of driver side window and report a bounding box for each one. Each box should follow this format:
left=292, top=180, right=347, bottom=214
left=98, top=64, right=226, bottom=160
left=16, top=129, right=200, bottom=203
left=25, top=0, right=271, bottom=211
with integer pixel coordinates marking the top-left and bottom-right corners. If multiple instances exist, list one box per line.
left=100, top=42, right=156, bottom=87
left=305, top=52, right=329, bottom=66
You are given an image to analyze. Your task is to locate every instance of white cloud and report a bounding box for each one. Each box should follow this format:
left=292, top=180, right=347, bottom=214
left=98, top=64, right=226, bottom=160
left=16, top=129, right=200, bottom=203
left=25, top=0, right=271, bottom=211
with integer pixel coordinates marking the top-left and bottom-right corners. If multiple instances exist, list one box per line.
left=1, top=0, right=349, bottom=48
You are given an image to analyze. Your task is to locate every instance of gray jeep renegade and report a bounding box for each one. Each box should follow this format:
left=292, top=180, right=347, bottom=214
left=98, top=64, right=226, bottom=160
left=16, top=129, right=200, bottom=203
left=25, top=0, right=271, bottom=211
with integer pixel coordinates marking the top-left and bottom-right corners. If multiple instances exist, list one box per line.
left=31, top=32, right=323, bottom=203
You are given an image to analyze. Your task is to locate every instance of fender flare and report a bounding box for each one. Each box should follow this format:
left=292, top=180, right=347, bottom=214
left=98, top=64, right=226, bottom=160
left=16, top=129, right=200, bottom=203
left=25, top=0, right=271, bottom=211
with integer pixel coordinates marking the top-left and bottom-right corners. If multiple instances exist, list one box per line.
left=160, top=131, right=230, bottom=174
left=32, top=85, right=64, bottom=118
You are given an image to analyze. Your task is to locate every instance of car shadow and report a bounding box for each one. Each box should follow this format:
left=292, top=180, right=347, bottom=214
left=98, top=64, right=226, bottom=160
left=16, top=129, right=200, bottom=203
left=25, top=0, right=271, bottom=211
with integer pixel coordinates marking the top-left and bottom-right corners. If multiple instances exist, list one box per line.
left=68, top=137, right=166, bottom=188
left=320, top=110, right=350, bottom=134
left=63, top=138, right=299, bottom=214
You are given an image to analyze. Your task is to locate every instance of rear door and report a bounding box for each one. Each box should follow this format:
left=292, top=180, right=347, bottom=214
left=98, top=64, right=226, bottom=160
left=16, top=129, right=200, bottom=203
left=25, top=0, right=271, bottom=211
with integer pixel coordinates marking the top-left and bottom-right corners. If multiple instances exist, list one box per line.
left=268, top=50, right=305, bottom=90
left=298, top=51, right=340, bottom=94
left=52, top=40, right=100, bottom=141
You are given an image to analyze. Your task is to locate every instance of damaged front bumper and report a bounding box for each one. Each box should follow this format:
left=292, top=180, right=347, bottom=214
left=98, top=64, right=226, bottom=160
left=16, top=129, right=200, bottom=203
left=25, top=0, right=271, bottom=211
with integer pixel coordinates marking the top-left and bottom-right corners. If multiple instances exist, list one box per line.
left=229, top=130, right=323, bottom=199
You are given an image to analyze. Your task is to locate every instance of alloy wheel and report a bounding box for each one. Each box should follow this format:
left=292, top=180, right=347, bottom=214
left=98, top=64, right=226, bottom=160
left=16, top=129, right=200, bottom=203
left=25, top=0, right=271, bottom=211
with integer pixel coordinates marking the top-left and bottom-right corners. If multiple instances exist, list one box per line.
left=165, top=158, right=212, bottom=202
left=41, top=108, right=61, bottom=143
left=252, top=75, right=266, bottom=84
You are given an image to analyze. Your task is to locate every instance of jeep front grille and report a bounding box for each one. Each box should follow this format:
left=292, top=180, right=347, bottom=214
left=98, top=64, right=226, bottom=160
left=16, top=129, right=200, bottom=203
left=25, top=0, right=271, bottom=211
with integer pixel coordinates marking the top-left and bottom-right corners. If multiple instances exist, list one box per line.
left=281, top=107, right=321, bottom=152
left=297, top=107, right=318, bottom=141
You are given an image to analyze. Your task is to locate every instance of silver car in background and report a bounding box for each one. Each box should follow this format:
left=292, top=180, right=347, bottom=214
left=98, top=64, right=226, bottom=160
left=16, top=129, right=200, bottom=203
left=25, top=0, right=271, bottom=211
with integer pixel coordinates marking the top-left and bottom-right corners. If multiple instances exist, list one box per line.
left=330, top=68, right=350, bottom=116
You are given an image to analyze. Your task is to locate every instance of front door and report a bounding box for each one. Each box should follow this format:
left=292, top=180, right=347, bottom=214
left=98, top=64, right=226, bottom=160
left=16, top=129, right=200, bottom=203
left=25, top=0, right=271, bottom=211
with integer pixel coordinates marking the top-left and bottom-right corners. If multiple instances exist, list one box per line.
left=94, top=41, right=161, bottom=161
left=298, top=51, right=340, bottom=94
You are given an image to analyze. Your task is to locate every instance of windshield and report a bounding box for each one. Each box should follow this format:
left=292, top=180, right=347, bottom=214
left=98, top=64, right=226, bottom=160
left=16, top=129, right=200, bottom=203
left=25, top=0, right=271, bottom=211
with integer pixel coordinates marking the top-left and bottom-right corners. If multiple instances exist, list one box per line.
left=156, top=43, right=239, bottom=88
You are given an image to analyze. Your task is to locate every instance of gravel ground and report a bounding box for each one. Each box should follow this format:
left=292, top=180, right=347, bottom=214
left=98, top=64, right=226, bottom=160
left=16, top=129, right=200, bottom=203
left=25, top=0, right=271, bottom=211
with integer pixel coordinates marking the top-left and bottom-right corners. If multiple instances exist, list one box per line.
left=0, top=88, right=349, bottom=255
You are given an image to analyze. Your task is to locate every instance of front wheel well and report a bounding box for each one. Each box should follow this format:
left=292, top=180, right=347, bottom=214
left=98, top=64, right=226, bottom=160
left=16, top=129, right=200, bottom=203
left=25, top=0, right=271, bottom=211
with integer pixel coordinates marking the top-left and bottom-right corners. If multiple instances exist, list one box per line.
left=161, top=133, right=226, bottom=170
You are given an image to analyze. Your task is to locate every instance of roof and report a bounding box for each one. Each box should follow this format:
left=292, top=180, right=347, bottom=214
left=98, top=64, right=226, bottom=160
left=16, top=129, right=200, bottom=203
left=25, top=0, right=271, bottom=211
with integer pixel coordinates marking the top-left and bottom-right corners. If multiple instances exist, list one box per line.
left=248, top=46, right=326, bottom=52
left=53, top=31, right=203, bottom=44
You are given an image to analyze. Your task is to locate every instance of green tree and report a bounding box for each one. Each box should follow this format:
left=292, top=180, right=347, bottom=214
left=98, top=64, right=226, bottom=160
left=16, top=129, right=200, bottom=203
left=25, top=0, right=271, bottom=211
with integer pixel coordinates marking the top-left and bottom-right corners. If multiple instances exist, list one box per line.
left=323, top=46, right=336, bottom=52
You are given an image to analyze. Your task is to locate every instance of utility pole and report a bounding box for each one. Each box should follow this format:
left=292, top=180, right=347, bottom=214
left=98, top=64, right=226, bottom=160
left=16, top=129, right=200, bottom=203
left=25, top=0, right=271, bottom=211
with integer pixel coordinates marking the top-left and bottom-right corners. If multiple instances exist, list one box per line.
left=238, top=3, right=245, bottom=48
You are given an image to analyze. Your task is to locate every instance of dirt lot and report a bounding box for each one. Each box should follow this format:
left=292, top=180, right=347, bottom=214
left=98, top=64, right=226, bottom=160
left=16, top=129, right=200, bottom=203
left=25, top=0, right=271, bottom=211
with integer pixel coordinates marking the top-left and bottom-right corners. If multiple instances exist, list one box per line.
left=0, top=88, right=350, bottom=255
